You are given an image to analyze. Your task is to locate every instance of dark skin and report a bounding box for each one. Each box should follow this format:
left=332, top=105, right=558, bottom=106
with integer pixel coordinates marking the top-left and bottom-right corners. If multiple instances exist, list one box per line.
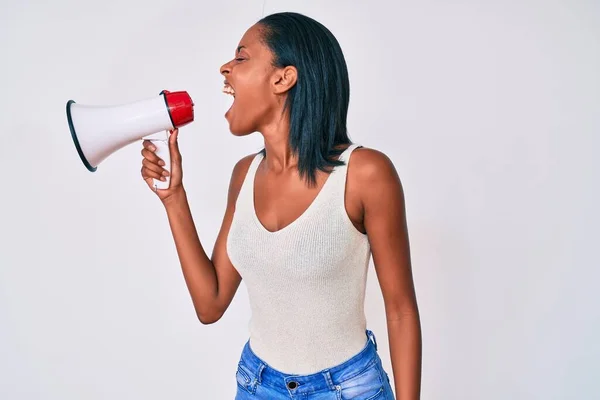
left=140, top=23, right=421, bottom=400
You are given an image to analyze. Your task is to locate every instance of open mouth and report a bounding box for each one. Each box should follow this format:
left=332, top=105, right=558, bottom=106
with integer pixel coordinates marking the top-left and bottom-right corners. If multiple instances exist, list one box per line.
left=222, top=82, right=236, bottom=116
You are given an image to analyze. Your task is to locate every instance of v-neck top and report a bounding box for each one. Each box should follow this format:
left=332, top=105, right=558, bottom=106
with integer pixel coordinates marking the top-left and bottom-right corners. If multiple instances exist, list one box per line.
left=226, top=144, right=372, bottom=374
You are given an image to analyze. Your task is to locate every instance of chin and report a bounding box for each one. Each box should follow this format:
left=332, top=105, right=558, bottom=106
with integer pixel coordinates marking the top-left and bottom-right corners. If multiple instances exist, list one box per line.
left=228, top=123, right=255, bottom=136
left=227, top=116, right=256, bottom=136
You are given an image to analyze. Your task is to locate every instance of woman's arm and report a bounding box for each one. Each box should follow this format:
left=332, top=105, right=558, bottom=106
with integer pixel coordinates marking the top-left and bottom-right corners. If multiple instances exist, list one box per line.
left=354, top=148, right=422, bottom=400
left=160, top=152, right=257, bottom=324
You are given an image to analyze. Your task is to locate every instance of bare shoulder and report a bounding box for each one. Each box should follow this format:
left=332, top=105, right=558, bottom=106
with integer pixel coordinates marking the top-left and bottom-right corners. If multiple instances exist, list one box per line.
left=227, top=152, right=260, bottom=202
left=342, top=146, right=405, bottom=229
left=349, top=146, right=402, bottom=187
left=231, top=152, right=258, bottom=182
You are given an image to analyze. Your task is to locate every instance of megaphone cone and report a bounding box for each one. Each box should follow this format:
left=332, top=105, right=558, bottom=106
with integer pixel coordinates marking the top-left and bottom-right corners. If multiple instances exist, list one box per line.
left=66, top=90, right=194, bottom=190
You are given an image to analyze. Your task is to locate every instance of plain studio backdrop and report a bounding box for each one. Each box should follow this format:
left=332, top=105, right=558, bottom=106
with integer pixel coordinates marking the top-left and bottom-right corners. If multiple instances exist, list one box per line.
left=0, top=0, right=598, bottom=399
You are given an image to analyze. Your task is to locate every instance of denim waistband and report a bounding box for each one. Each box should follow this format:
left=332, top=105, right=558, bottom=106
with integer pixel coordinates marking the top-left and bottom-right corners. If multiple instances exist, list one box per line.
left=238, top=329, right=380, bottom=395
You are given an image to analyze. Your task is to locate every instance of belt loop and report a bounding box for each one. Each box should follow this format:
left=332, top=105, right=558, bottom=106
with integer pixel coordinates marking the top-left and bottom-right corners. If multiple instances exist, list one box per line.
left=256, top=363, right=266, bottom=384
left=366, top=329, right=378, bottom=351
left=322, top=369, right=336, bottom=390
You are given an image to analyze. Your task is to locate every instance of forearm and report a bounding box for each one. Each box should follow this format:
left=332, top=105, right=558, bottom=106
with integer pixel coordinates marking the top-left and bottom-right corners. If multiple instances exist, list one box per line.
left=162, top=188, right=219, bottom=322
left=387, top=312, right=422, bottom=400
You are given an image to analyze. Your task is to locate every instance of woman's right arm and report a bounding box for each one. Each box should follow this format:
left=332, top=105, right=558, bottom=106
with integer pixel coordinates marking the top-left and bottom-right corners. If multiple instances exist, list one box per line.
left=141, top=129, right=255, bottom=324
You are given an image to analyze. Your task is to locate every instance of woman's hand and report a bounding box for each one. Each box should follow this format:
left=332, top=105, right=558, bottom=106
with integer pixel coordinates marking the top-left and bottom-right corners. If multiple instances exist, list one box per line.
left=141, top=128, right=184, bottom=203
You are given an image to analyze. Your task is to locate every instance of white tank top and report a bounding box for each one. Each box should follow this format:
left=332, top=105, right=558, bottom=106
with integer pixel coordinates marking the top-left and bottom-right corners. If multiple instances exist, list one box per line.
left=226, top=144, right=371, bottom=374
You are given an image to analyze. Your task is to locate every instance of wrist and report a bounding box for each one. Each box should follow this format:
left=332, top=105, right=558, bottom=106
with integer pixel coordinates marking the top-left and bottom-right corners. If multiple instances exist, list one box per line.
left=161, top=186, right=187, bottom=208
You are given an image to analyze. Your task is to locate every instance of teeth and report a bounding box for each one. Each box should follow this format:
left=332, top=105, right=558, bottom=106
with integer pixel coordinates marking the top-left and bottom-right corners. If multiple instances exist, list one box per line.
left=222, top=85, right=235, bottom=96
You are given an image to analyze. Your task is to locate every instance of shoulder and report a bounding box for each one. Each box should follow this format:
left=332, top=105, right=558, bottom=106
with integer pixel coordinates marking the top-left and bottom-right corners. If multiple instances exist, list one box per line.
left=347, top=146, right=405, bottom=210
left=231, top=152, right=259, bottom=182
left=226, top=152, right=260, bottom=202
left=349, top=146, right=401, bottom=186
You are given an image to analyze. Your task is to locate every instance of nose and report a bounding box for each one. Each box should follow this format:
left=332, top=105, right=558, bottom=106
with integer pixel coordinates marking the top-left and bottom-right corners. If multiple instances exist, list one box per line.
left=220, top=61, right=231, bottom=76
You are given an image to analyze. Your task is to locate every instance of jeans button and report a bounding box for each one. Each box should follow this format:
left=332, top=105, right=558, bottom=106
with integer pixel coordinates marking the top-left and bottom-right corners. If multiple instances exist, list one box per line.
left=287, top=381, right=298, bottom=389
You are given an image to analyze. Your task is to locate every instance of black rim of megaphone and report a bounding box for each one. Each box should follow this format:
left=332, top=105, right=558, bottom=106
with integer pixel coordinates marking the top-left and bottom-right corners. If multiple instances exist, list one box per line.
left=66, top=100, right=97, bottom=172
left=159, top=90, right=176, bottom=128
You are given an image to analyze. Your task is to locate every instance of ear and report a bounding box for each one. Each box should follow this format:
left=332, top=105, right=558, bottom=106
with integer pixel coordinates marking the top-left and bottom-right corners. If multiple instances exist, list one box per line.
left=272, top=66, right=297, bottom=94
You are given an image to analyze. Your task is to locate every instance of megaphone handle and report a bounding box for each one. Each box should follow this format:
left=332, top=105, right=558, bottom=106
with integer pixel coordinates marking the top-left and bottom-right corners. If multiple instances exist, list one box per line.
left=150, top=137, right=171, bottom=190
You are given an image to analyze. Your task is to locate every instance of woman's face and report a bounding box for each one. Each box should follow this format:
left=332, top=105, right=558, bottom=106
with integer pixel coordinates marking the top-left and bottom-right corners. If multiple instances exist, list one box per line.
left=220, top=24, right=296, bottom=136
left=220, top=24, right=274, bottom=135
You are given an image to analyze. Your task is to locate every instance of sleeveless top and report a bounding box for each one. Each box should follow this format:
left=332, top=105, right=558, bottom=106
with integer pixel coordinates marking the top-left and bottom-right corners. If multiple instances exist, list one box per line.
left=226, top=144, right=372, bottom=374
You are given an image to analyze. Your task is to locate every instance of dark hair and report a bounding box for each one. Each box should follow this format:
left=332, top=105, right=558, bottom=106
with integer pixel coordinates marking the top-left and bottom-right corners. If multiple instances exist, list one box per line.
left=257, top=12, right=353, bottom=187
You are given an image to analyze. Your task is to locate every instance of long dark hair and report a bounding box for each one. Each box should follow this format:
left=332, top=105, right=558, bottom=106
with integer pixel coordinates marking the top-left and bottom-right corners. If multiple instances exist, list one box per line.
left=257, top=12, right=353, bottom=187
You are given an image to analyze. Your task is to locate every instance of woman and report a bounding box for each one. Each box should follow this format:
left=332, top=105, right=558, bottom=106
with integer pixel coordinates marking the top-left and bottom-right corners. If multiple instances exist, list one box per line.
left=140, top=12, right=421, bottom=400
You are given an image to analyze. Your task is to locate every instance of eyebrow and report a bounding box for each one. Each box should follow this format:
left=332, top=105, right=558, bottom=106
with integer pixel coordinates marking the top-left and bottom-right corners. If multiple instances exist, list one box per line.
left=237, top=45, right=246, bottom=53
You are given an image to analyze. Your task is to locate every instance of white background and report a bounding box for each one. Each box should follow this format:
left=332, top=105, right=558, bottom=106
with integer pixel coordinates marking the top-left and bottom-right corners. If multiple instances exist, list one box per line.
left=1, top=0, right=598, bottom=399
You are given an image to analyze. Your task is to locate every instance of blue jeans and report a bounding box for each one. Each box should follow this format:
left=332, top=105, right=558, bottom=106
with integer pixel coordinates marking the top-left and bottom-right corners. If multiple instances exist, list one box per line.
left=235, top=329, right=395, bottom=399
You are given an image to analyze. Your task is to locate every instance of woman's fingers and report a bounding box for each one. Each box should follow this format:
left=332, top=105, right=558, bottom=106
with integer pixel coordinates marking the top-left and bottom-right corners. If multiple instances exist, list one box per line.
left=141, top=130, right=183, bottom=197
left=141, top=140, right=166, bottom=165
left=142, top=158, right=169, bottom=178
left=141, top=140, right=168, bottom=178
left=141, top=146, right=165, bottom=165
left=141, top=167, right=166, bottom=183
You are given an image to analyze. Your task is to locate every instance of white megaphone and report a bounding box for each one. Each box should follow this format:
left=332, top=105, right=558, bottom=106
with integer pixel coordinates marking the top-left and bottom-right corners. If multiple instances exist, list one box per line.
left=66, top=90, right=195, bottom=190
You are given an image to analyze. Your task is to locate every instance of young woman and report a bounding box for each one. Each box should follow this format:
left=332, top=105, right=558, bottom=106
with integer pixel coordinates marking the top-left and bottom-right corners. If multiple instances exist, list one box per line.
left=140, top=12, right=421, bottom=400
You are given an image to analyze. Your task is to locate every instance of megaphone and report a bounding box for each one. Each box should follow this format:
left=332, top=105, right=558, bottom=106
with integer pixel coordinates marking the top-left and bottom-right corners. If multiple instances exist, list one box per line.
left=66, top=90, right=194, bottom=190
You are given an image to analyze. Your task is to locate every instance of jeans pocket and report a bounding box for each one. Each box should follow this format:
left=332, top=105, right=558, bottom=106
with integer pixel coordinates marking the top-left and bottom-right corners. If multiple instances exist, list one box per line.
left=337, top=360, right=386, bottom=400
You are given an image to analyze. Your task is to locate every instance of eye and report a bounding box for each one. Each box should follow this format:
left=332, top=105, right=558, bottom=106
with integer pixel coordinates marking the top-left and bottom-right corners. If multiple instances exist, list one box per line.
left=235, top=57, right=245, bottom=62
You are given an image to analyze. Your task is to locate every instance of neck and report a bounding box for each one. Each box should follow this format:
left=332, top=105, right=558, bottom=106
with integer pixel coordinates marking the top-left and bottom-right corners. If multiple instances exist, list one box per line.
left=259, top=110, right=297, bottom=173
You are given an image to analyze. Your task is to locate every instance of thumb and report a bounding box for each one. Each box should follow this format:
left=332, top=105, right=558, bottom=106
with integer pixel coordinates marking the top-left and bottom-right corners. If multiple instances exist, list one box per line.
left=169, top=128, right=180, bottom=158
left=169, top=128, right=179, bottom=145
